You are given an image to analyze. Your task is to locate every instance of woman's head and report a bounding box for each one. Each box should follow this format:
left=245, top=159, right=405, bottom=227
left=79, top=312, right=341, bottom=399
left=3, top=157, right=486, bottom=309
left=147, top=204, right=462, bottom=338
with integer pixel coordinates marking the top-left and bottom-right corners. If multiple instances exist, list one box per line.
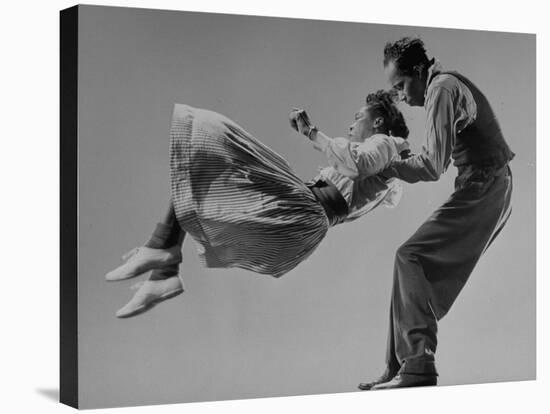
left=348, top=90, right=409, bottom=142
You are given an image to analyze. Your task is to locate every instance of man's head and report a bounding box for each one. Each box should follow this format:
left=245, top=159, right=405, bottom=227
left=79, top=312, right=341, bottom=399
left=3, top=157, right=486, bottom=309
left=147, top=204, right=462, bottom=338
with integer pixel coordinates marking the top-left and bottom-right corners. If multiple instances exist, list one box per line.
left=383, top=37, right=431, bottom=107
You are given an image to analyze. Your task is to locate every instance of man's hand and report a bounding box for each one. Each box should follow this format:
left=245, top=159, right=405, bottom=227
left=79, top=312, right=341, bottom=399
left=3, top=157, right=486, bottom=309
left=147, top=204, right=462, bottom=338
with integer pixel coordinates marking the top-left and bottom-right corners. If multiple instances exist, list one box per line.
left=289, top=108, right=315, bottom=137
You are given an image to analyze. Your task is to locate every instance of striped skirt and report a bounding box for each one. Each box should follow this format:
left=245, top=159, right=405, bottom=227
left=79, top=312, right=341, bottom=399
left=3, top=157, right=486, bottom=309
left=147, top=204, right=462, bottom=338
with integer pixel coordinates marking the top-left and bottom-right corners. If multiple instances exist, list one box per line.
left=169, top=104, right=329, bottom=278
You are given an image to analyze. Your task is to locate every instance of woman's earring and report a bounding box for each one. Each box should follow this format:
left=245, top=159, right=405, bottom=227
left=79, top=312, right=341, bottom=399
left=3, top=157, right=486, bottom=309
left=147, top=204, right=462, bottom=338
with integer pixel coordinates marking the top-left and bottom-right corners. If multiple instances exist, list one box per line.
left=374, top=118, right=384, bottom=133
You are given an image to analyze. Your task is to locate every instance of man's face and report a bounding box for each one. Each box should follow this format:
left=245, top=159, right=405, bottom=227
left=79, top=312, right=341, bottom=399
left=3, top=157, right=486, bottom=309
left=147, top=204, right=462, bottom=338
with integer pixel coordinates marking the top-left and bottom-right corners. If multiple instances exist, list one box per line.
left=385, top=60, right=426, bottom=107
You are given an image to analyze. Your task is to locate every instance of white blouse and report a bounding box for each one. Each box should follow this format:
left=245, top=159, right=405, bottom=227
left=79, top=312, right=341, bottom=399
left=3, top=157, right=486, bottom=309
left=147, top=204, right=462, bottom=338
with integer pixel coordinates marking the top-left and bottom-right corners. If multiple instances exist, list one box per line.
left=312, top=134, right=409, bottom=223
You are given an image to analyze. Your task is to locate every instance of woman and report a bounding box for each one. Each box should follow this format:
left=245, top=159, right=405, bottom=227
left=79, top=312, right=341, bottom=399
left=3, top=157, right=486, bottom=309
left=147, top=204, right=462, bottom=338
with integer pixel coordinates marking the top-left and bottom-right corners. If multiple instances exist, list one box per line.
left=106, top=90, right=410, bottom=318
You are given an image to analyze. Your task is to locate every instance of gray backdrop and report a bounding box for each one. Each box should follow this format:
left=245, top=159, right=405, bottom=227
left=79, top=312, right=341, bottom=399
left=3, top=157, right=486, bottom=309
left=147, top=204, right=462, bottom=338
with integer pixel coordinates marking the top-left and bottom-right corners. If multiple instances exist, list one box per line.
left=76, top=5, right=536, bottom=409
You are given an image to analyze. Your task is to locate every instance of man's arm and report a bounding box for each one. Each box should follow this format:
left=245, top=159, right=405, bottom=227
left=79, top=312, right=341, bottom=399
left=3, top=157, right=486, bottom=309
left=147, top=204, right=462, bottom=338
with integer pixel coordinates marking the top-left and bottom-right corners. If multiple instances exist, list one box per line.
left=381, top=87, right=455, bottom=183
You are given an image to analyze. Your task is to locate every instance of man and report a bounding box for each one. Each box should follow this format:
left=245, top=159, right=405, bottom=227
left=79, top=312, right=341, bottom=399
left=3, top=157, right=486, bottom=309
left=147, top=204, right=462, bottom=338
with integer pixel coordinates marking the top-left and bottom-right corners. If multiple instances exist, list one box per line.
left=358, top=37, right=514, bottom=390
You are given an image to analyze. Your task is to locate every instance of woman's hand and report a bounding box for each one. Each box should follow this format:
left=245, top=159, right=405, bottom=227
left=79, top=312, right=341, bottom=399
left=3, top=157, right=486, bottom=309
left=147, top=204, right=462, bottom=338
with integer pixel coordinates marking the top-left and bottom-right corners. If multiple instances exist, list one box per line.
left=289, top=108, right=315, bottom=137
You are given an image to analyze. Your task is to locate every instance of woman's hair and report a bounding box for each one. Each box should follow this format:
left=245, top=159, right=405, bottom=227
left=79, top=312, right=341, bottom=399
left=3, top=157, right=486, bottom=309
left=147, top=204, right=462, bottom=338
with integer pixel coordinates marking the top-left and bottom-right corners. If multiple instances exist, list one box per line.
left=383, top=37, right=429, bottom=76
left=366, top=90, right=409, bottom=139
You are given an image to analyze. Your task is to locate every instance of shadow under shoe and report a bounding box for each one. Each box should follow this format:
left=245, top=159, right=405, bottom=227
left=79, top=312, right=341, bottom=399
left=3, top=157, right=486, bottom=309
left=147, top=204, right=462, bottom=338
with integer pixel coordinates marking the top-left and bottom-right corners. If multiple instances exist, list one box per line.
left=105, top=245, right=182, bottom=281
left=358, top=366, right=399, bottom=391
left=116, top=266, right=184, bottom=318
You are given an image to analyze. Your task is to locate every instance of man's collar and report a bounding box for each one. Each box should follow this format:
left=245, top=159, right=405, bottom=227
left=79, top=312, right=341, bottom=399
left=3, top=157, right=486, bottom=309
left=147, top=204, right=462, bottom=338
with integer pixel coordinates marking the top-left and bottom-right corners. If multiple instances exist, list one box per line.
left=425, top=58, right=443, bottom=97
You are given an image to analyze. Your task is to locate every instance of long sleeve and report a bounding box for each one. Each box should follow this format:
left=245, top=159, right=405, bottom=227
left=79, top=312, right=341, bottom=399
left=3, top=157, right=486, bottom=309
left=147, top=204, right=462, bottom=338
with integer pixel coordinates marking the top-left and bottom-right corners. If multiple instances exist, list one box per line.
left=312, top=133, right=408, bottom=179
left=382, top=86, right=456, bottom=183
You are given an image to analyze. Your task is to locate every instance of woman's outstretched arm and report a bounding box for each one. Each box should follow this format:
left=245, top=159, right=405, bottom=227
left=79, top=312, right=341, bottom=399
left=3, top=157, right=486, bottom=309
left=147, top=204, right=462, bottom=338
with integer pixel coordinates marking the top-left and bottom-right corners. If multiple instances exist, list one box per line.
left=289, top=108, right=408, bottom=179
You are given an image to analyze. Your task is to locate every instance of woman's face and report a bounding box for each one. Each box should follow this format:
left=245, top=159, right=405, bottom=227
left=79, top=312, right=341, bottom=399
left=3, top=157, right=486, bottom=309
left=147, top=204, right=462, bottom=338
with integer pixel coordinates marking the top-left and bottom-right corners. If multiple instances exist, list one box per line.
left=348, top=106, right=377, bottom=143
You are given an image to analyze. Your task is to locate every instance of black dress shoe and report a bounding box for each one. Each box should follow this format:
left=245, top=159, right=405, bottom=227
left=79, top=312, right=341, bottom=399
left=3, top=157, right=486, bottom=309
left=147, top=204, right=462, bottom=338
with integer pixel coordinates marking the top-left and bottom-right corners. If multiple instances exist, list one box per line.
left=358, top=367, right=398, bottom=391
left=370, top=373, right=437, bottom=390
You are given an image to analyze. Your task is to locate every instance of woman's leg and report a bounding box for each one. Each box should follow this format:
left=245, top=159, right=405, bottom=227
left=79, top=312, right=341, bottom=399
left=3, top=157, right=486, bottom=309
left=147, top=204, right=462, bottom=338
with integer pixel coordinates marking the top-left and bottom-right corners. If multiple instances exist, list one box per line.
left=115, top=200, right=186, bottom=318
left=145, top=202, right=186, bottom=281
left=144, top=202, right=185, bottom=250
left=105, top=199, right=183, bottom=281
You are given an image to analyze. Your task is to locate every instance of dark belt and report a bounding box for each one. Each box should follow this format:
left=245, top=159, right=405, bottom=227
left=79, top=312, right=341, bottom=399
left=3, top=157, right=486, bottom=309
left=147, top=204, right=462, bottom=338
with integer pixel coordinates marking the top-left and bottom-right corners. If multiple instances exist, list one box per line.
left=457, top=162, right=510, bottom=177
left=455, top=163, right=511, bottom=191
left=307, top=179, right=349, bottom=226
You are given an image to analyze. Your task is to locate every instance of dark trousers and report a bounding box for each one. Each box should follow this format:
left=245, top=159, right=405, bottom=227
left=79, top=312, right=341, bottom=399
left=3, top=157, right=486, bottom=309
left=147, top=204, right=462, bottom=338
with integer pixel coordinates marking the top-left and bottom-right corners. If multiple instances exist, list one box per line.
left=385, top=165, right=513, bottom=375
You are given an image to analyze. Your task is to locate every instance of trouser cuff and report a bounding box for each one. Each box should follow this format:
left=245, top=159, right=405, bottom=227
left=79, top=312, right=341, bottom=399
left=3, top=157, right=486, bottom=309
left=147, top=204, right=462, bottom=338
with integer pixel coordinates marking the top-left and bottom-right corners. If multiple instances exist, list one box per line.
left=399, top=358, right=438, bottom=376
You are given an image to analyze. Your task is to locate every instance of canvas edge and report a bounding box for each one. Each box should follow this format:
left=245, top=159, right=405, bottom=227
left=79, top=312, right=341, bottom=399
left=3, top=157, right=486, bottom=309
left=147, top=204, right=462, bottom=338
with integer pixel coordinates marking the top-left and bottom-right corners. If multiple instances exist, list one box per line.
left=60, top=4, right=79, bottom=409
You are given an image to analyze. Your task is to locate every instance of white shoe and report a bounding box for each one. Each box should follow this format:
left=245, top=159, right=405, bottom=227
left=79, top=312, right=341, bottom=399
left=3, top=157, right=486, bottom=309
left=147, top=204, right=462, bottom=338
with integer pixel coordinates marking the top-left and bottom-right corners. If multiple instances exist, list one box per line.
left=116, top=275, right=184, bottom=318
left=105, top=245, right=182, bottom=281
